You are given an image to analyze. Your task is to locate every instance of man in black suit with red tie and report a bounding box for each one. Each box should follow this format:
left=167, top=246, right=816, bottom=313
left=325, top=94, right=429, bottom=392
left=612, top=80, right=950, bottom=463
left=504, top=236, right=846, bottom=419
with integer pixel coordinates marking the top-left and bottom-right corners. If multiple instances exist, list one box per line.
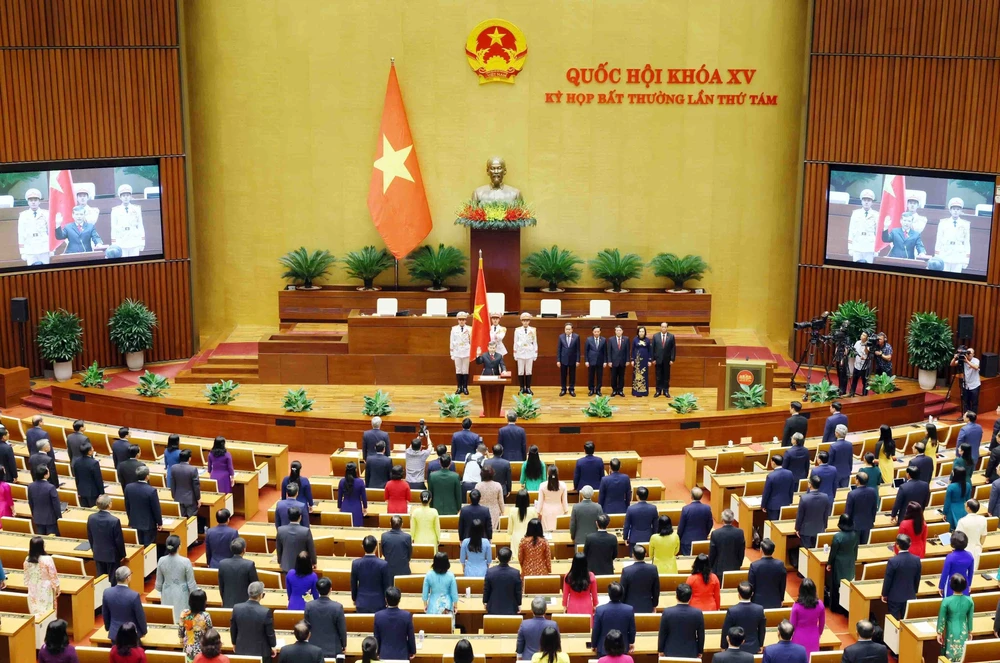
left=607, top=325, right=630, bottom=397
left=556, top=323, right=581, bottom=397
left=650, top=322, right=676, bottom=397
left=585, top=326, right=608, bottom=396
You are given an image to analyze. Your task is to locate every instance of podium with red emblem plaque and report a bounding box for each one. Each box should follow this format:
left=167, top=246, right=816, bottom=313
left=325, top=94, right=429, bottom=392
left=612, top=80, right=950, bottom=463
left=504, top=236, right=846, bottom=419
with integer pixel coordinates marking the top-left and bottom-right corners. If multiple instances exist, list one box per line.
left=717, top=359, right=774, bottom=410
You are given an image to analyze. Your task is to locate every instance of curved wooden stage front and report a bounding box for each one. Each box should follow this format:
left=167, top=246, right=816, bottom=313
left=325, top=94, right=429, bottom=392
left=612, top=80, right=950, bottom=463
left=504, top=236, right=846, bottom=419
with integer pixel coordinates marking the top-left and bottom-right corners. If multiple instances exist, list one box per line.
left=48, top=380, right=936, bottom=456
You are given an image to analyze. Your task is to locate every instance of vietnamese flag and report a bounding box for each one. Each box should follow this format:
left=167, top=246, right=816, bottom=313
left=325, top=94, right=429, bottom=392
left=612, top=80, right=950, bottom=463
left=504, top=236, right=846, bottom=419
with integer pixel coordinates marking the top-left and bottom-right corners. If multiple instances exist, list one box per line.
left=875, top=174, right=905, bottom=254
left=368, top=62, right=433, bottom=259
left=469, top=252, right=491, bottom=360
left=48, top=169, right=75, bottom=251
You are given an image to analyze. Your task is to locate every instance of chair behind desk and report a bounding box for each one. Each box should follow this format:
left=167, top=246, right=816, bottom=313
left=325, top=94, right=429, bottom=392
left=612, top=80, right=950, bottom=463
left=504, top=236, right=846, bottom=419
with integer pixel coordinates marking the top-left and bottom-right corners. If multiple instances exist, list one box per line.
left=484, top=615, right=522, bottom=633
left=955, top=638, right=1000, bottom=662
left=78, top=647, right=187, bottom=663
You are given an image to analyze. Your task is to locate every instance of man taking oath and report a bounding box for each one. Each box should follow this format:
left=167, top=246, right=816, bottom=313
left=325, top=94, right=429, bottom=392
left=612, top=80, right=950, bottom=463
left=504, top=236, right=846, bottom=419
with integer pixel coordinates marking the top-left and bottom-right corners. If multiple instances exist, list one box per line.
left=450, top=311, right=472, bottom=395
left=556, top=323, right=581, bottom=397
left=476, top=341, right=506, bottom=376
left=586, top=326, right=608, bottom=396
left=651, top=322, right=676, bottom=398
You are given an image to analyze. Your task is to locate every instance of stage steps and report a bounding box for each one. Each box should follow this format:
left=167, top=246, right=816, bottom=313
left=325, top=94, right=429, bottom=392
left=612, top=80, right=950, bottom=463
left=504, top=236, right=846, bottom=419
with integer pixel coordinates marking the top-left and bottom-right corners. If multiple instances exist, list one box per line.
left=22, top=387, right=53, bottom=412
left=175, top=354, right=262, bottom=384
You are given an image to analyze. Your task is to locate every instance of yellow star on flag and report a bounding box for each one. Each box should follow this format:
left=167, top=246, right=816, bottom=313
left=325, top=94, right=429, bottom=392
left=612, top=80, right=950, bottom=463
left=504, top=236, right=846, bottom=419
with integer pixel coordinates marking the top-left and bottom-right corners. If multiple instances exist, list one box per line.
left=473, top=303, right=485, bottom=323
left=487, top=28, right=506, bottom=45
left=373, top=135, right=414, bottom=194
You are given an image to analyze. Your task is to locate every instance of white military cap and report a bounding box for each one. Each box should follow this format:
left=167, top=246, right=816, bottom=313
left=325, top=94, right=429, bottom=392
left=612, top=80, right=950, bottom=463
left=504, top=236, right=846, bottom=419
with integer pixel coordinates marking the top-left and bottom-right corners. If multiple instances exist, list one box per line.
left=24, top=188, right=41, bottom=199
left=948, top=197, right=964, bottom=208
left=520, top=312, right=532, bottom=320
left=456, top=311, right=468, bottom=317
left=859, top=189, right=875, bottom=200
left=117, top=184, right=133, bottom=196
left=905, top=190, right=921, bottom=202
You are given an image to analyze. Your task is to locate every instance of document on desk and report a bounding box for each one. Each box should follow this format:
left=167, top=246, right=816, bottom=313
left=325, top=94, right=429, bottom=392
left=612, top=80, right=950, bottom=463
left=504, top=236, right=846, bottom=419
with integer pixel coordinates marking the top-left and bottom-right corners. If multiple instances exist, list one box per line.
left=914, top=621, right=935, bottom=634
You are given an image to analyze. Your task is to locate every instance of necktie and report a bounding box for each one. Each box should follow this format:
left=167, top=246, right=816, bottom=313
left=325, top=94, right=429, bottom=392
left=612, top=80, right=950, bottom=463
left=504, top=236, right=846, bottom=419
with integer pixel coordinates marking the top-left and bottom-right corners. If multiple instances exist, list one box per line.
left=904, top=230, right=909, bottom=239
left=618, top=338, right=621, bottom=349
left=33, top=211, right=37, bottom=218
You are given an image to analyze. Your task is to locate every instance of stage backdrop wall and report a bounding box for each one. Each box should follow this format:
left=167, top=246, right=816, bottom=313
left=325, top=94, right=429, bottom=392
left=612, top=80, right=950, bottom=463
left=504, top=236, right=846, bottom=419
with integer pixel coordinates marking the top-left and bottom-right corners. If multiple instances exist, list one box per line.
left=183, top=0, right=809, bottom=346
left=796, top=0, right=1000, bottom=380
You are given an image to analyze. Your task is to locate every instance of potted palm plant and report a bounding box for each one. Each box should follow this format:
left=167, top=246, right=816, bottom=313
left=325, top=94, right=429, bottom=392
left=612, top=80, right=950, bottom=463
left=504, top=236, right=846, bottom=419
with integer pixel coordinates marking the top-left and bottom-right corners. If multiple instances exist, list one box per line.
left=906, top=312, right=954, bottom=390
left=588, top=248, right=643, bottom=293
left=829, top=300, right=877, bottom=347
left=108, top=298, right=157, bottom=371
left=405, top=244, right=467, bottom=291
left=343, top=245, right=395, bottom=291
left=36, top=309, right=84, bottom=382
left=648, top=253, right=710, bottom=292
left=522, top=245, right=584, bottom=292
left=279, top=247, right=336, bottom=290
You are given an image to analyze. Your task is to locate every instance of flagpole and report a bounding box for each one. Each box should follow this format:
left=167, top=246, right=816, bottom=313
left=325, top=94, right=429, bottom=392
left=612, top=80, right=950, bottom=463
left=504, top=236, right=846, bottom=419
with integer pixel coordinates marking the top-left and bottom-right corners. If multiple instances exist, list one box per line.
left=394, top=259, right=399, bottom=291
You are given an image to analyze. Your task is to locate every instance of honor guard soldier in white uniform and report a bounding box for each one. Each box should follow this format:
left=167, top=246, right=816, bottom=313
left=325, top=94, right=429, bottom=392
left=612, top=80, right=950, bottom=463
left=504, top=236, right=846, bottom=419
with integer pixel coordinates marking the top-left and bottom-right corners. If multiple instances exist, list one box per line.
left=935, top=197, right=971, bottom=273
left=847, top=188, right=877, bottom=262
left=905, top=190, right=927, bottom=234
left=110, top=184, right=145, bottom=257
left=17, top=189, right=51, bottom=266
left=74, top=187, right=100, bottom=224
left=489, top=312, right=507, bottom=356
left=450, top=311, right=472, bottom=395
left=513, top=312, right=538, bottom=394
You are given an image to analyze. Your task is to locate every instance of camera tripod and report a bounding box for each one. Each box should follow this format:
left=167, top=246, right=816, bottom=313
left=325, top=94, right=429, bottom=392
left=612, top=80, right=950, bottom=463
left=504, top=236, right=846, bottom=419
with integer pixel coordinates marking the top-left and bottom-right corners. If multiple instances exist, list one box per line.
left=790, top=330, right=832, bottom=391
left=935, top=350, right=970, bottom=420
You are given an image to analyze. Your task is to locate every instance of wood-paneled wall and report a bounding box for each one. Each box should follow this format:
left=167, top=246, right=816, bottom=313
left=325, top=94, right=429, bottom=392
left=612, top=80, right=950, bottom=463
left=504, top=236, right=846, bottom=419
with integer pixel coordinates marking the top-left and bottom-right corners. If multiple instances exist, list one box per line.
left=797, top=0, right=1000, bottom=379
left=0, top=0, right=191, bottom=376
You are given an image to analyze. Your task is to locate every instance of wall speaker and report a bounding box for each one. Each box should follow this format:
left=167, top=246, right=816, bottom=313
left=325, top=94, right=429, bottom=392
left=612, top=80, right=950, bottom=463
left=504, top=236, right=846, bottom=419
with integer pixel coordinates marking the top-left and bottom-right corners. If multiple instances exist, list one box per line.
left=9, top=297, right=27, bottom=323
left=981, top=352, right=999, bottom=378
left=958, top=314, right=974, bottom=340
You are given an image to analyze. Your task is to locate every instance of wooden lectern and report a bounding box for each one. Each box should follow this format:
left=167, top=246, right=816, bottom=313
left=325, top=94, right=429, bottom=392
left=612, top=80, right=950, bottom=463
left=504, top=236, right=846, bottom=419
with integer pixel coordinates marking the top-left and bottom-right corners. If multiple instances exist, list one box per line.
left=473, top=374, right=511, bottom=418
left=716, top=359, right=774, bottom=410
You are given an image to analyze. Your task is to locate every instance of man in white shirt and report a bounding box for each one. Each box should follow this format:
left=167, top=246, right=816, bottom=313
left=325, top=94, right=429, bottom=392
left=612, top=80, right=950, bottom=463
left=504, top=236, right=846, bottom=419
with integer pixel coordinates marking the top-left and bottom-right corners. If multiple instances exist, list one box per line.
left=935, top=197, right=971, bottom=273
left=450, top=312, right=471, bottom=395
left=951, top=347, right=981, bottom=414
left=849, top=331, right=870, bottom=397
left=847, top=188, right=877, bottom=262
left=17, top=189, right=50, bottom=265
left=110, top=184, right=145, bottom=257
left=956, top=499, right=988, bottom=572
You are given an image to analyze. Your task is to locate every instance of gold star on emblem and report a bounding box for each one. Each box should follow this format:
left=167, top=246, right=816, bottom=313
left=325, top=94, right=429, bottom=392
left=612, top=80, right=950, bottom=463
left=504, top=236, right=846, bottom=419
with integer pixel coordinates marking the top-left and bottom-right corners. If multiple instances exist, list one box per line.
left=473, top=303, right=485, bottom=323
left=373, top=135, right=414, bottom=194
left=487, top=28, right=506, bottom=45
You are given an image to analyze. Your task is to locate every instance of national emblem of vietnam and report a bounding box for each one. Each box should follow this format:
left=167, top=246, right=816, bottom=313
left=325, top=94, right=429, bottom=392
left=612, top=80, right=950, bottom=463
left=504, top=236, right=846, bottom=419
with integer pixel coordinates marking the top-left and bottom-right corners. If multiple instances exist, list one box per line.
left=465, top=19, right=528, bottom=84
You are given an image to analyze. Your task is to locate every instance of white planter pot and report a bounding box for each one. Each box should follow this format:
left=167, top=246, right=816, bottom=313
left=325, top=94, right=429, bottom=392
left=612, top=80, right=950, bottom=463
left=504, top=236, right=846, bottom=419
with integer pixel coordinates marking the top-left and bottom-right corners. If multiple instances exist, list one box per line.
left=126, top=351, right=145, bottom=371
left=53, top=361, right=73, bottom=382
left=917, top=368, right=937, bottom=390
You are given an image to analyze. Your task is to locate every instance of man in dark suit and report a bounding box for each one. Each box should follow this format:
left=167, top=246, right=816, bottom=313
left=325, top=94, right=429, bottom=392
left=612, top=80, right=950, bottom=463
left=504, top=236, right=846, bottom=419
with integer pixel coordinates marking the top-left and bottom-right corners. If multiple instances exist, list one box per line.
left=205, top=508, right=239, bottom=568
left=304, top=577, right=347, bottom=658
left=748, top=539, right=787, bottom=609
left=124, top=466, right=161, bottom=546
left=362, top=417, right=390, bottom=461
left=351, top=535, right=391, bottom=613
left=373, top=587, right=416, bottom=660
left=425, top=444, right=450, bottom=479
left=890, top=465, right=930, bottom=522
left=278, top=621, right=324, bottom=663
left=73, top=441, right=104, bottom=508
left=650, top=322, right=676, bottom=398
left=29, top=439, right=58, bottom=488
left=658, top=584, right=705, bottom=659
left=795, top=475, right=832, bottom=550
left=762, top=455, right=795, bottom=520
left=841, top=619, right=889, bottom=663
left=709, top=509, right=746, bottom=578
left=66, top=419, right=90, bottom=463
left=607, top=325, right=631, bottom=397
left=882, top=213, right=926, bottom=258
left=985, top=441, right=1000, bottom=483
left=591, top=582, right=636, bottom=656
left=623, top=486, right=657, bottom=553
left=845, top=472, right=878, bottom=544
left=516, top=597, right=558, bottom=661
left=762, top=620, right=807, bottom=663
left=219, top=537, right=259, bottom=608
left=111, top=427, right=132, bottom=468
left=911, top=443, right=935, bottom=483
left=0, top=427, right=18, bottom=489
left=428, top=455, right=462, bottom=516
left=715, top=627, right=755, bottom=662
left=170, top=449, right=201, bottom=517
left=598, top=458, right=632, bottom=514
left=458, top=489, right=493, bottom=541
left=584, top=514, right=619, bottom=576
left=822, top=401, right=848, bottom=442
left=231, top=582, right=277, bottom=663
left=475, top=341, right=506, bottom=376
left=570, top=486, right=603, bottom=545
left=485, top=444, right=512, bottom=496
left=784, top=433, right=811, bottom=486
left=116, top=444, right=144, bottom=488
left=678, top=487, right=714, bottom=555
left=828, top=426, right=855, bottom=488
left=451, top=417, right=480, bottom=462
left=102, top=567, right=147, bottom=641
left=56, top=206, right=104, bottom=252
left=556, top=322, right=581, bottom=396
left=497, top=412, right=528, bottom=462
left=483, top=546, right=522, bottom=615
left=957, top=410, right=984, bottom=466
left=574, top=441, right=605, bottom=491
left=275, top=482, right=310, bottom=529
left=380, top=515, right=412, bottom=580
left=276, top=507, right=315, bottom=572
left=781, top=402, right=808, bottom=447
left=585, top=326, right=609, bottom=396
left=24, top=415, right=48, bottom=455
left=881, top=534, right=921, bottom=619
left=620, top=544, right=660, bottom=613
left=811, top=451, right=839, bottom=503
left=28, top=465, right=61, bottom=535
left=721, top=583, right=766, bottom=653
left=364, top=441, right=392, bottom=489
left=87, top=495, right=126, bottom=585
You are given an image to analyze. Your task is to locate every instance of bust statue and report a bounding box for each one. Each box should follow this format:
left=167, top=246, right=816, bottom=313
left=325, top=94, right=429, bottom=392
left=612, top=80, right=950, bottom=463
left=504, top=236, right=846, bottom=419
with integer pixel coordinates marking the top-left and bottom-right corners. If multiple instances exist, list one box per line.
left=473, top=156, right=522, bottom=204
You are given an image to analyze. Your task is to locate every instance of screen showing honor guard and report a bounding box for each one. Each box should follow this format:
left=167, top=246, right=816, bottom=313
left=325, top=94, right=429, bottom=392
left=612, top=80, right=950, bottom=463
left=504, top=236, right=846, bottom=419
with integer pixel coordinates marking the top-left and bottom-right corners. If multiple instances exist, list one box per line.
left=0, top=163, right=162, bottom=273
left=825, top=167, right=994, bottom=281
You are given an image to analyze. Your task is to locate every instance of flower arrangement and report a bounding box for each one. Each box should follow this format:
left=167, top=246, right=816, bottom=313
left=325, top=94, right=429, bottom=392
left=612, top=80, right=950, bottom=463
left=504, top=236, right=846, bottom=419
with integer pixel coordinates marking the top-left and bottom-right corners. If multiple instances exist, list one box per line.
left=455, top=200, right=537, bottom=230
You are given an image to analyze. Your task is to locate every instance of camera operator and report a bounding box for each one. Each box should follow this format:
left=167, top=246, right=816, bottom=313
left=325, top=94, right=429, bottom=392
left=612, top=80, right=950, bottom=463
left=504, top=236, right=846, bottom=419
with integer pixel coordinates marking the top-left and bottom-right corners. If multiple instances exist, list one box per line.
left=849, top=331, right=870, bottom=396
left=951, top=347, right=981, bottom=414
left=872, top=332, right=893, bottom=377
